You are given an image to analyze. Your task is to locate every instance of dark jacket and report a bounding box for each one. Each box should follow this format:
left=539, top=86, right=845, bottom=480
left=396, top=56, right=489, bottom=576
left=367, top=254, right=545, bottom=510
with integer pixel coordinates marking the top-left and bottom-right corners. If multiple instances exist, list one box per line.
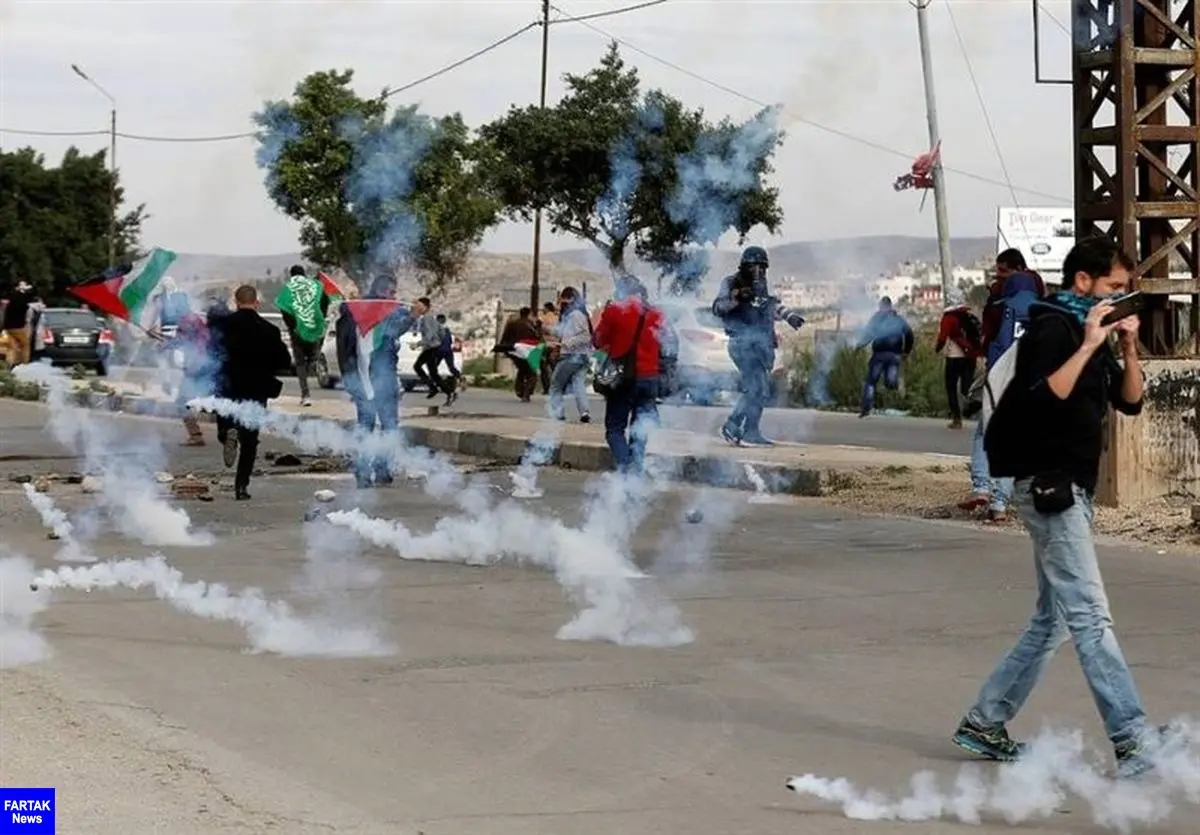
left=712, top=274, right=777, bottom=345
left=2, top=290, right=32, bottom=330
left=984, top=298, right=1141, bottom=493
left=212, top=308, right=290, bottom=403
left=859, top=309, right=915, bottom=355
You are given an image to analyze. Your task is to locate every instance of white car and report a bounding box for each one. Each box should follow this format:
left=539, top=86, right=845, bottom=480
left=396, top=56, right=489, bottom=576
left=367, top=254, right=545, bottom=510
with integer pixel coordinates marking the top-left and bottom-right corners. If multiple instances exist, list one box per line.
left=314, top=301, right=424, bottom=392
left=660, top=301, right=788, bottom=406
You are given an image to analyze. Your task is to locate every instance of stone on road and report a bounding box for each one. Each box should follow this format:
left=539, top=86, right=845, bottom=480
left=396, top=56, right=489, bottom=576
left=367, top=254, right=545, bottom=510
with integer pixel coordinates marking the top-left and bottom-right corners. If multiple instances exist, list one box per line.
left=0, top=399, right=1196, bottom=834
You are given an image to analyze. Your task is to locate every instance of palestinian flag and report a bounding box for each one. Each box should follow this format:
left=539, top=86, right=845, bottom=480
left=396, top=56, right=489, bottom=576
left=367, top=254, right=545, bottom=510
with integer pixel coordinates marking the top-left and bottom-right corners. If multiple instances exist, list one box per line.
left=316, top=271, right=344, bottom=300
left=511, top=340, right=545, bottom=373
left=68, top=248, right=177, bottom=331
left=340, top=298, right=408, bottom=400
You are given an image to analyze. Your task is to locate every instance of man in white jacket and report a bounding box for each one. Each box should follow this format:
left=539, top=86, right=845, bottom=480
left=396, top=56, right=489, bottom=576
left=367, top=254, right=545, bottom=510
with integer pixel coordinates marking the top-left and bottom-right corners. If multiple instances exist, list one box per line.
left=547, top=286, right=592, bottom=423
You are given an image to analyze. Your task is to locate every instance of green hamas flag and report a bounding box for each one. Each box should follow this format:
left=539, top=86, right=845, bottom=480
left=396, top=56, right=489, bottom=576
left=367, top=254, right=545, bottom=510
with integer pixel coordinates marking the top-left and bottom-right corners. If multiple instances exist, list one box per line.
left=274, top=274, right=326, bottom=343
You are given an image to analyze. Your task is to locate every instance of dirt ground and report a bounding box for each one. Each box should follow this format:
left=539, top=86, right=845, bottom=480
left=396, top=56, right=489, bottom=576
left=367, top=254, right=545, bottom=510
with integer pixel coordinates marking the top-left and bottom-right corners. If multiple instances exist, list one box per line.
left=821, top=461, right=1200, bottom=554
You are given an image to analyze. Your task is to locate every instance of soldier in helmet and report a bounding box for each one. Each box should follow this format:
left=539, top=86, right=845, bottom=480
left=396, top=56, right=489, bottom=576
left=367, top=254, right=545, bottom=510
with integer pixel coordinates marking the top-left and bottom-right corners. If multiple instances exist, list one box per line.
left=711, top=246, right=783, bottom=446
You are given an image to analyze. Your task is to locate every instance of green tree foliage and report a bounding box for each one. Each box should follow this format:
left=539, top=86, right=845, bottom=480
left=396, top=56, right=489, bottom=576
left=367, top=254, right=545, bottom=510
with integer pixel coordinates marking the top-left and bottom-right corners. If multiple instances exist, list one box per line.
left=0, top=146, right=145, bottom=300
left=480, top=43, right=784, bottom=278
left=253, top=69, right=500, bottom=289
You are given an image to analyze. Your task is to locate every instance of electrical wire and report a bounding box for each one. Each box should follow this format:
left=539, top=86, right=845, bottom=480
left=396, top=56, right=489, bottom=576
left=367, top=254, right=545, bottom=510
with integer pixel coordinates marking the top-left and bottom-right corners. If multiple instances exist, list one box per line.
left=381, top=20, right=541, bottom=99
left=0, top=21, right=543, bottom=142
left=547, top=0, right=669, bottom=25
left=1040, top=2, right=1071, bottom=35
left=944, top=0, right=1033, bottom=243
left=549, top=2, right=1072, bottom=202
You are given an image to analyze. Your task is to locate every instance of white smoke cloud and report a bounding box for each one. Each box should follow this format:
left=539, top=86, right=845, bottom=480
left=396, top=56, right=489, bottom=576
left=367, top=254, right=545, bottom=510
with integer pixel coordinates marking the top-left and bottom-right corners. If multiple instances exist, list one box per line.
left=0, top=553, right=52, bottom=669
left=21, top=484, right=93, bottom=563
left=788, top=723, right=1200, bottom=831
left=30, top=555, right=395, bottom=659
left=15, top=363, right=212, bottom=548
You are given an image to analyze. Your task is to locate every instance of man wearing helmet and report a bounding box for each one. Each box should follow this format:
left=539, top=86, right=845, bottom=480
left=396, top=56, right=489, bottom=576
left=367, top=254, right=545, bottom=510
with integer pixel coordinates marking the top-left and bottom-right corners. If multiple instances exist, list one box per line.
left=712, top=246, right=783, bottom=446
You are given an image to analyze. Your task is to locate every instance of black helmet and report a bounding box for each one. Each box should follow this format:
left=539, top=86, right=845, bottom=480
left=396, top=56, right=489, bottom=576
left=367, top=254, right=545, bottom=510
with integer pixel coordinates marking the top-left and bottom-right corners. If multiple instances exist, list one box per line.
left=739, top=246, right=769, bottom=268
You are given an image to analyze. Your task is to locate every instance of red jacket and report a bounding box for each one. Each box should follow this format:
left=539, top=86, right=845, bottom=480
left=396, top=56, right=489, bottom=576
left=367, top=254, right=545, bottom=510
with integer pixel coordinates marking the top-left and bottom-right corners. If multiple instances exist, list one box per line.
left=936, top=307, right=981, bottom=358
left=593, top=297, right=665, bottom=379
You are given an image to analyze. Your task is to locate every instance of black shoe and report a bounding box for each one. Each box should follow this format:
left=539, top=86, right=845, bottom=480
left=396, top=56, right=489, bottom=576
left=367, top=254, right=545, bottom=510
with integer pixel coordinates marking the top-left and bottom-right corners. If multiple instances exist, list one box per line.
left=426, top=390, right=439, bottom=399
left=742, top=433, right=775, bottom=447
left=952, top=717, right=1026, bottom=762
left=719, top=424, right=741, bottom=446
left=579, top=414, right=591, bottom=424
left=445, top=390, right=457, bottom=406
left=222, top=429, right=239, bottom=468
left=375, top=473, right=394, bottom=486
left=234, top=488, right=251, bottom=501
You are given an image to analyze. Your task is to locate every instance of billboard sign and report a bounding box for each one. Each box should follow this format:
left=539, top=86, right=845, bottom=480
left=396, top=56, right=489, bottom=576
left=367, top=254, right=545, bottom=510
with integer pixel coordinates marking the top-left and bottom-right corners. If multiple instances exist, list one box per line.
left=996, top=207, right=1075, bottom=275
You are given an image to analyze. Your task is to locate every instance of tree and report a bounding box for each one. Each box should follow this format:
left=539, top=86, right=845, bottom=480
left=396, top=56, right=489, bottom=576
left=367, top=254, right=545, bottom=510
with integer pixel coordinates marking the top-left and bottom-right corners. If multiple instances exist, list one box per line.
left=0, top=146, right=145, bottom=300
left=480, top=43, right=784, bottom=287
left=253, top=70, right=501, bottom=289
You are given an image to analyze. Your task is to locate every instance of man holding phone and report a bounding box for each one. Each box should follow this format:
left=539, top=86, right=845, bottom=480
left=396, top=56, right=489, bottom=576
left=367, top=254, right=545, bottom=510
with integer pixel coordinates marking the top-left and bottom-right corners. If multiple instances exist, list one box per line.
left=951, top=236, right=1176, bottom=778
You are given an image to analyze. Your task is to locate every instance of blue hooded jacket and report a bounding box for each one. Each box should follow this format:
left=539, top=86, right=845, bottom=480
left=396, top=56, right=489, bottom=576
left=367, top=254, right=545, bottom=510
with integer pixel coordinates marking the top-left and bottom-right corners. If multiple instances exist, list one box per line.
left=985, top=271, right=1042, bottom=369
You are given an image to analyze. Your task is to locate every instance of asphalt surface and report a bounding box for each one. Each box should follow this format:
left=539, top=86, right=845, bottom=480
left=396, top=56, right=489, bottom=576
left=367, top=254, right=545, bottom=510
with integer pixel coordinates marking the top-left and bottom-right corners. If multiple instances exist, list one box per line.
left=109, top=364, right=970, bottom=456
left=1, top=399, right=1199, bottom=834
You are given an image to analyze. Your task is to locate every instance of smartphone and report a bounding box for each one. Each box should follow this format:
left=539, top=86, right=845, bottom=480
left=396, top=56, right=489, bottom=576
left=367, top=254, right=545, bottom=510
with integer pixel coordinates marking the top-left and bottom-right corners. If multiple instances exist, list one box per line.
left=1101, top=290, right=1144, bottom=326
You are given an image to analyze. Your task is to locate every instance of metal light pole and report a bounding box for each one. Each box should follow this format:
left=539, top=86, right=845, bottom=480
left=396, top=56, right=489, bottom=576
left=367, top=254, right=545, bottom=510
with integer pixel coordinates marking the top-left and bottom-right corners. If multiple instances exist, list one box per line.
left=913, top=1, right=955, bottom=302
left=530, top=0, right=551, bottom=312
left=72, top=64, right=118, bottom=267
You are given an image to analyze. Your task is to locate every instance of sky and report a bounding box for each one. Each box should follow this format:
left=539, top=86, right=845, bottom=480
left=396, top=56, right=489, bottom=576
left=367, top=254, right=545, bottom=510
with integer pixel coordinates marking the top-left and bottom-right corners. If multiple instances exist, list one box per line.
left=0, top=0, right=1080, bottom=257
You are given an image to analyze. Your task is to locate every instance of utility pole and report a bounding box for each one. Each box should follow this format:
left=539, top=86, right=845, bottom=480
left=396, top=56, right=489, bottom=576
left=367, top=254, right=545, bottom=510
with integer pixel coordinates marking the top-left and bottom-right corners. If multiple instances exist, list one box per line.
left=913, top=0, right=954, bottom=302
left=530, top=0, right=551, bottom=312
left=72, top=64, right=118, bottom=267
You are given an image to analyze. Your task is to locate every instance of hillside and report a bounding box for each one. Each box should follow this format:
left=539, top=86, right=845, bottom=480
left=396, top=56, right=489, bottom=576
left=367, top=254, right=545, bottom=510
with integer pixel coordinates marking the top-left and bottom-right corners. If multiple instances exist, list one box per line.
left=166, top=235, right=1000, bottom=313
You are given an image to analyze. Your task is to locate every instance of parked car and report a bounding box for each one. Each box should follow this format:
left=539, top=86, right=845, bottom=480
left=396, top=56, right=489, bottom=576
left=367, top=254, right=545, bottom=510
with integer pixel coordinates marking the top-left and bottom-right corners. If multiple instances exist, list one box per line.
left=31, top=307, right=114, bottom=375
left=259, top=312, right=297, bottom=374
left=659, top=301, right=788, bottom=406
left=314, top=301, right=423, bottom=391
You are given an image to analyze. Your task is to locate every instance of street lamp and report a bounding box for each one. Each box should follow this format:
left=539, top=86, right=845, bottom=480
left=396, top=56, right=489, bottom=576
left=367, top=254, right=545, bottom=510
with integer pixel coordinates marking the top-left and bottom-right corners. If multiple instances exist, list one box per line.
left=71, top=64, right=118, bottom=267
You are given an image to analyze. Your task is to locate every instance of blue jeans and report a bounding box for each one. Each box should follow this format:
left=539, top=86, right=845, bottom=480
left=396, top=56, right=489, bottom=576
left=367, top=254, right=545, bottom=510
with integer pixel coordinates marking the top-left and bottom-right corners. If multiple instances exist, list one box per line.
left=548, top=352, right=590, bottom=419
left=726, top=338, right=774, bottom=439
left=604, top=378, right=659, bottom=473
left=970, top=420, right=1013, bottom=511
left=967, top=479, right=1148, bottom=747
left=860, top=351, right=901, bottom=414
left=351, top=389, right=399, bottom=483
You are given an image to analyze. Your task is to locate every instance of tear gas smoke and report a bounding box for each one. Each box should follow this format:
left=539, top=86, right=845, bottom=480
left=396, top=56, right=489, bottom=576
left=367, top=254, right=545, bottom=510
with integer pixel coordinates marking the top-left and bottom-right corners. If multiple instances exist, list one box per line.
left=653, top=485, right=741, bottom=580
left=0, top=553, right=52, bottom=669
left=16, top=364, right=213, bottom=548
left=290, top=514, right=395, bottom=656
left=326, top=470, right=693, bottom=648
left=788, top=724, right=1200, bottom=832
left=188, top=396, right=472, bottom=504
left=21, top=485, right=93, bottom=563
left=510, top=427, right=560, bottom=499
left=667, top=106, right=784, bottom=248
left=30, top=555, right=395, bottom=658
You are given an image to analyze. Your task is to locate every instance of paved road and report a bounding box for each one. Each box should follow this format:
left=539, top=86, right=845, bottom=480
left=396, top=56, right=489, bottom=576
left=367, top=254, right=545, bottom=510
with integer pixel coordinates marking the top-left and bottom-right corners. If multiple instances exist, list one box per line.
left=1, top=399, right=1197, bottom=833
left=109, top=365, right=971, bottom=456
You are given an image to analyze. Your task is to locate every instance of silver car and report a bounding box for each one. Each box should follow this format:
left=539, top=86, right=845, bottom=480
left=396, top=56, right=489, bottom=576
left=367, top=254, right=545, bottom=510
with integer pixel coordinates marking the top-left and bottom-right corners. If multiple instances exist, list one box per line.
left=313, top=301, right=423, bottom=391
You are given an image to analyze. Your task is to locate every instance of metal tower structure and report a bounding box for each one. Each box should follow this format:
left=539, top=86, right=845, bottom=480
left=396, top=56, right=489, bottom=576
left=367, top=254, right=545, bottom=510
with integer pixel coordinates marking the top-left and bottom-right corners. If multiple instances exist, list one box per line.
left=1071, top=0, right=1200, bottom=356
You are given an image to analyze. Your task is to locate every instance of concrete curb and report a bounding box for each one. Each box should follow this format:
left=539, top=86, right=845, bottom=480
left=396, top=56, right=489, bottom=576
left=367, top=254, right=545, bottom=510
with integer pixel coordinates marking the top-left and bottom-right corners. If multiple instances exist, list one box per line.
left=17, top=388, right=854, bottom=497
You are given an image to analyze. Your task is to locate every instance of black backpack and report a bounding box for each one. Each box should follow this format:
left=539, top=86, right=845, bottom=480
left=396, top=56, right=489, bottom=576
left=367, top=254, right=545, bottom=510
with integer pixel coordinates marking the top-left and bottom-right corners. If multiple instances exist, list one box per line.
left=955, top=309, right=983, bottom=353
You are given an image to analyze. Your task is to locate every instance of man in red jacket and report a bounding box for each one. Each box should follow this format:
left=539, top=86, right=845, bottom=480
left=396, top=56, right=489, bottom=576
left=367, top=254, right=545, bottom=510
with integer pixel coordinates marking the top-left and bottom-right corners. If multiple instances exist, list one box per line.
left=593, top=278, right=676, bottom=473
left=935, top=290, right=983, bottom=429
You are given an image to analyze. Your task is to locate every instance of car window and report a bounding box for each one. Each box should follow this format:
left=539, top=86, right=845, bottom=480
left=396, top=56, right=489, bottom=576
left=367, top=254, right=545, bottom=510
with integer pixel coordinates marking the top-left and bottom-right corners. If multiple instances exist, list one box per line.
left=44, top=310, right=101, bottom=327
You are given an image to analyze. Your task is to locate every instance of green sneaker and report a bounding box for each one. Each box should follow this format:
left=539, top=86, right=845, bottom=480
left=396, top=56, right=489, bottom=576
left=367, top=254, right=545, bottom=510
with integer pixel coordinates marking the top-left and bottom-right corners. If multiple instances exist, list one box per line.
left=952, top=717, right=1026, bottom=762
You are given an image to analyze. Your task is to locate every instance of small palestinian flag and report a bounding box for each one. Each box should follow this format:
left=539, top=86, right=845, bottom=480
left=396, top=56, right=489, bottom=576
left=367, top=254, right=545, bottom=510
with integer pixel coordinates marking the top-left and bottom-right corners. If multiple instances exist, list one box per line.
left=68, top=248, right=177, bottom=331
left=510, top=340, right=545, bottom=373
left=316, top=271, right=344, bottom=300
left=340, top=298, right=408, bottom=400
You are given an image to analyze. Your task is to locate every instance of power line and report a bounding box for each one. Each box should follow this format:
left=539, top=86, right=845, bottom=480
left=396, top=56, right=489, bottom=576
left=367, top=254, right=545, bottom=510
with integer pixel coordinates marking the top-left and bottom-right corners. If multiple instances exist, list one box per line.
left=547, top=0, right=669, bottom=25
left=944, top=0, right=1032, bottom=242
left=549, top=2, right=1072, bottom=203
left=0, top=21, right=543, bottom=143
left=382, top=21, right=541, bottom=99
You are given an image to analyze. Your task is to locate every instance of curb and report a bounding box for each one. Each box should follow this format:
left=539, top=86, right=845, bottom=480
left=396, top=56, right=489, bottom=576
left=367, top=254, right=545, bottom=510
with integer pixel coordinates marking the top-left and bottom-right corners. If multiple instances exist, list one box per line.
left=23, top=388, right=839, bottom=497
